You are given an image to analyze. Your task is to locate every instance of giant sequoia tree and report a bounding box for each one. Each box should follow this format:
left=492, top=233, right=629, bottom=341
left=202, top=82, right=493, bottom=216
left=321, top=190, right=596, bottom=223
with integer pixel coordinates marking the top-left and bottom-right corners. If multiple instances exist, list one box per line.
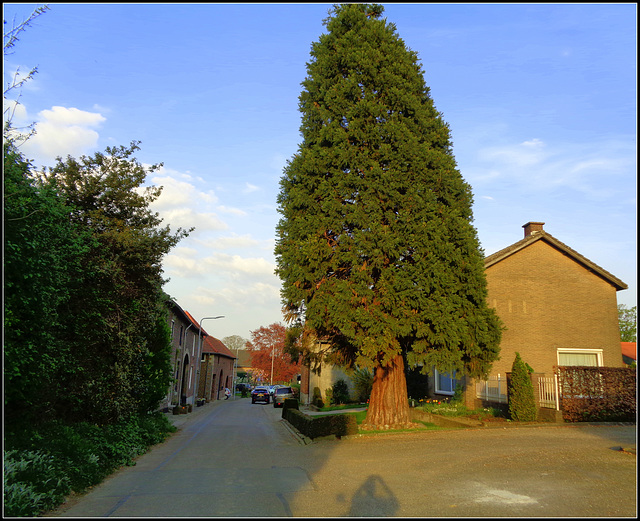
left=275, top=4, right=502, bottom=429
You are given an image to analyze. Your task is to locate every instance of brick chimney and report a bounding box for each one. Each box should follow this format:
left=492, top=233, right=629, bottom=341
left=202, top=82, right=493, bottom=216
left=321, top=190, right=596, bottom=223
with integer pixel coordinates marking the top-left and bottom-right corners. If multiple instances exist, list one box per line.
left=523, top=221, right=545, bottom=237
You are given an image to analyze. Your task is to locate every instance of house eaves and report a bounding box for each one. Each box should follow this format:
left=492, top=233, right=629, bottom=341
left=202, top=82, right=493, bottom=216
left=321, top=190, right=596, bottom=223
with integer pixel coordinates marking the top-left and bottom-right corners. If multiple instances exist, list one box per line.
left=202, top=335, right=236, bottom=360
left=484, top=231, right=628, bottom=291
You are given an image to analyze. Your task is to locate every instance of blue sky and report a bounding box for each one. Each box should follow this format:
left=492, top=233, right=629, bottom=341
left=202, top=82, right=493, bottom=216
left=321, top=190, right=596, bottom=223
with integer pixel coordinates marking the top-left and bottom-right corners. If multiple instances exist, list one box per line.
left=4, top=3, right=636, bottom=343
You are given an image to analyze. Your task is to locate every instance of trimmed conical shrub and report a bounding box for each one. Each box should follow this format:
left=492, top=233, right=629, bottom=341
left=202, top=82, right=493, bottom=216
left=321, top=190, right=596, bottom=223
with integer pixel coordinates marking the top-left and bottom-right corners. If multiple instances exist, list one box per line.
left=508, top=353, right=537, bottom=421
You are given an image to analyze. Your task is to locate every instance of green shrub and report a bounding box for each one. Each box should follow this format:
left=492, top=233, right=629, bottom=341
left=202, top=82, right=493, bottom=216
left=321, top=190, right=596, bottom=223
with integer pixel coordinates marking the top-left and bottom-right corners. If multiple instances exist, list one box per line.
left=3, top=450, right=71, bottom=517
left=282, top=398, right=299, bottom=418
left=351, top=367, right=373, bottom=402
left=3, top=412, right=176, bottom=516
left=312, top=387, right=324, bottom=408
left=331, top=379, right=350, bottom=405
left=508, top=353, right=537, bottom=421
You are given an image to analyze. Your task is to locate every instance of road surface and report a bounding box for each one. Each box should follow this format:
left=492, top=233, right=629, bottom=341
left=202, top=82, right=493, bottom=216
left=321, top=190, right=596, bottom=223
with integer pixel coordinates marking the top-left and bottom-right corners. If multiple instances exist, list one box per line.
left=48, top=398, right=637, bottom=517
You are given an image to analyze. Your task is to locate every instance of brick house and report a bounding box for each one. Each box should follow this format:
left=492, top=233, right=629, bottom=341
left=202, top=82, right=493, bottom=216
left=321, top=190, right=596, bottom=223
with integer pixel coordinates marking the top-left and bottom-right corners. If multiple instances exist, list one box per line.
left=160, top=300, right=203, bottom=410
left=159, top=301, right=234, bottom=411
left=199, top=334, right=236, bottom=401
left=431, top=222, right=628, bottom=416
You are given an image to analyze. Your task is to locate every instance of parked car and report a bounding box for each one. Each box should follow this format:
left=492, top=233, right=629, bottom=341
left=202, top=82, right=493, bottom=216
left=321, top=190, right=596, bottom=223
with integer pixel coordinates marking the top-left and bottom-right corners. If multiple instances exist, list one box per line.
left=251, top=386, right=270, bottom=404
left=272, top=386, right=295, bottom=408
left=236, top=383, right=252, bottom=393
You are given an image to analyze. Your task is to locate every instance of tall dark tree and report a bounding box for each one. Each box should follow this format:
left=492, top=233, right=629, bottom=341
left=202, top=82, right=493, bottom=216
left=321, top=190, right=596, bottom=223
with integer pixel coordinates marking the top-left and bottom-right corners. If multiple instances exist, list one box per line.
left=275, top=4, right=502, bottom=429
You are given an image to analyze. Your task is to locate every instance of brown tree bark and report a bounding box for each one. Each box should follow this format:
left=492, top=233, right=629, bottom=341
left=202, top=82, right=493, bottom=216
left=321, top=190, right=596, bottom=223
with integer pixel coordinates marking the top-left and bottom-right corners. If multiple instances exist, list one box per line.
left=361, top=353, right=417, bottom=430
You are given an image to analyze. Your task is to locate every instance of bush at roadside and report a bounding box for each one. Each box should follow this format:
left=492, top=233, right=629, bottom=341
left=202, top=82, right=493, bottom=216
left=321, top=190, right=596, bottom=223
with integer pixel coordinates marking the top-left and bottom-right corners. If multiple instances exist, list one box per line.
left=3, top=412, right=176, bottom=517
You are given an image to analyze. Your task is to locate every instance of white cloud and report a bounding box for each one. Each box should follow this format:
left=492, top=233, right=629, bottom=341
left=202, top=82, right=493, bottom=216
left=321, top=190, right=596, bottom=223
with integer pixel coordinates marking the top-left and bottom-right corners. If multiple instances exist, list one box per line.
left=201, top=234, right=261, bottom=250
left=160, top=208, right=228, bottom=232
left=243, top=182, right=260, bottom=193
left=217, top=205, right=248, bottom=217
left=39, top=106, right=105, bottom=127
left=19, top=105, right=106, bottom=165
left=469, top=136, right=635, bottom=199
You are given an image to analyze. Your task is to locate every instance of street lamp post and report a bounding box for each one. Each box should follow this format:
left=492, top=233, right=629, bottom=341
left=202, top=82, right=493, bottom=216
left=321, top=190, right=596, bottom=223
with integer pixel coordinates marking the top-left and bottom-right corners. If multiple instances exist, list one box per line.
left=196, top=316, right=224, bottom=404
left=270, top=346, right=275, bottom=386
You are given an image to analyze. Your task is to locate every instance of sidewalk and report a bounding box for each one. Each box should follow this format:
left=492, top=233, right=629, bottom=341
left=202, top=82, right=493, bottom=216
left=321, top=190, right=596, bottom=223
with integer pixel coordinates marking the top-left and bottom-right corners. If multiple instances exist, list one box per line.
left=164, top=396, right=229, bottom=429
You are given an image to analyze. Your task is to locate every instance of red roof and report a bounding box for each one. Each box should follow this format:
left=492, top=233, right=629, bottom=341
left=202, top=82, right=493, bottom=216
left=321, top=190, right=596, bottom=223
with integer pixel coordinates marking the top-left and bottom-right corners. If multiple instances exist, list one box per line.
left=202, top=335, right=236, bottom=359
left=621, top=342, right=636, bottom=361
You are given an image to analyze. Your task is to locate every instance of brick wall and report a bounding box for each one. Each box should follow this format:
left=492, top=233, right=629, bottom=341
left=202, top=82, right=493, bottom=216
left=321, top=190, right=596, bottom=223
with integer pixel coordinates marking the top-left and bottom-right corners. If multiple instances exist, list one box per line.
left=484, top=239, right=624, bottom=377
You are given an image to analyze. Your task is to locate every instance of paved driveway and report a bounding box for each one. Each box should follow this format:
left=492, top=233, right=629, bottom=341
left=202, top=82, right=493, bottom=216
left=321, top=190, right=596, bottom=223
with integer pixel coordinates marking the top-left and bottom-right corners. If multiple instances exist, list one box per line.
left=48, top=399, right=636, bottom=517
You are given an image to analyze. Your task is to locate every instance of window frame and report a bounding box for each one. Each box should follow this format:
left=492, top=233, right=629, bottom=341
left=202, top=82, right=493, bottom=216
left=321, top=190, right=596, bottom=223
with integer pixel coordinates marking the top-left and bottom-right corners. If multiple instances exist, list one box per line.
left=434, top=369, right=458, bottom=396
left=556, top=348, right=603, bottom=367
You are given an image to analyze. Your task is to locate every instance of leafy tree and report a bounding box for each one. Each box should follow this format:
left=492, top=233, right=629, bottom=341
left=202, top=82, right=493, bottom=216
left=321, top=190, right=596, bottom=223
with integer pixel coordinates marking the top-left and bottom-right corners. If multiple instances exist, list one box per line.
left=40, top=141, right=192, bottom=423
left=246, top=323, right=300, bottom=384
left=618, top=304, right=637, bottom=342
left=4, top=141, right=89, bottom=428
left=222, top=335, right=248, bottom=353
left=275, top=3, right=502, bottom=429
left=507, top=353, right=537, bottom=422
left=5, top=138, right=191, bottom=428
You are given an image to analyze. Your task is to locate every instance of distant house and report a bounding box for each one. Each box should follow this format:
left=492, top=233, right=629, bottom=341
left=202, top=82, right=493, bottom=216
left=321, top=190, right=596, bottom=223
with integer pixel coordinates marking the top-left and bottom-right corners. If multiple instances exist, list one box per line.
left=621, top=342, right=637, bottom=366
left=437, top=222, right=628, bottom=417
left=159, top=301, right=235, bottom=411
left=235, top=349, right=255, bottom=382
left=199, top=334, right=236, bottom=401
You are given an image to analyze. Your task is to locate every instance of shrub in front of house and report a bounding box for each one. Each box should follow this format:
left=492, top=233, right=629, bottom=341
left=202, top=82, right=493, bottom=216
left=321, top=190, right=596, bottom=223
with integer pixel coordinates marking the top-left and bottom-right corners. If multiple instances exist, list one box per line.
left=331, top=379, right=350, bottom=405
left=312, top=387, right=324, bottom=408
left=508, top=352, right=538, bottom=421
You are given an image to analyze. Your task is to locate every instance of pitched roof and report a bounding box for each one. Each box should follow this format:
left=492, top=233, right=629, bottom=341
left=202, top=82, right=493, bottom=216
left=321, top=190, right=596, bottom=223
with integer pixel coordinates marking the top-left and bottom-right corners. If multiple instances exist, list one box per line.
left=484, top=230, right=628, bottom=291
left=202, top=335, right=236, bottom=359
left=621, top=342, right=637, bottom=361
left=235, top=349, right=253, bottom=368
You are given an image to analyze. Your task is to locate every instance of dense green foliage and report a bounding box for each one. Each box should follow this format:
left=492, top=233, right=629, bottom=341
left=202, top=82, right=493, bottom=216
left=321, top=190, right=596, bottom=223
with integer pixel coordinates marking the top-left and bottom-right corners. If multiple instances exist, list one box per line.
left=618, top=304, right=637, bottom=343
left=4, top=140, right=190, bottom=515
left=4, top=141, right=189, bottom=428
left=275, top=4, right=501, bottom=426
left=4, top=12, right=188, bottom=516
left=350, top=367, right=374, bottom=402
left=507, top=353, right=537, bottom=421
left=330, top=378, right=351, bottom=405
left=3, top=412, right=176, bottom=517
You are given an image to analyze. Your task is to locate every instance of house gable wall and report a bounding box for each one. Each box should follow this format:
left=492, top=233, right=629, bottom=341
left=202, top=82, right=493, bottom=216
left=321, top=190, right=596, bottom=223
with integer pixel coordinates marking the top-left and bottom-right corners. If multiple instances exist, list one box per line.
left=485, top=239, right=624, bottom=376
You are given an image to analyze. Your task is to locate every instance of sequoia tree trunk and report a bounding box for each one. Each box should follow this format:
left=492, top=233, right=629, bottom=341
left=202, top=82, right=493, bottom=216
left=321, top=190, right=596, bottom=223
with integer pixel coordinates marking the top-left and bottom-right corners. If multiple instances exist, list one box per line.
left=361, top=353, right=415, bottom=430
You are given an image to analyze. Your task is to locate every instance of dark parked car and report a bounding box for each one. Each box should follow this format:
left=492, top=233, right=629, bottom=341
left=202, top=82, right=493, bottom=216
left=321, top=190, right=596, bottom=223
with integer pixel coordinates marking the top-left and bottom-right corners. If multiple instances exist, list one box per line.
left=236, top=383, right=252, bottom=392
left=251, top=386, right=270, bottom=404
left=272, top=386, right=295, bottom=408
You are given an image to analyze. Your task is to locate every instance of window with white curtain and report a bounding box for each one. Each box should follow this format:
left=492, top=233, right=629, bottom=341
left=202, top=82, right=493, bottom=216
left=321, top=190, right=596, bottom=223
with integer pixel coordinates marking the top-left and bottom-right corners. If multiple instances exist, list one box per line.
left=557, top=349, right=602, bottom=367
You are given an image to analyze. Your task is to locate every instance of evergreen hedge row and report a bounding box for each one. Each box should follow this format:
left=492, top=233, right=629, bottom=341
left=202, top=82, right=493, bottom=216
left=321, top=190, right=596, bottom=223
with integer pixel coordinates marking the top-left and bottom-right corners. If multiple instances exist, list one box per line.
left=283, top=407, right=358, bottom=439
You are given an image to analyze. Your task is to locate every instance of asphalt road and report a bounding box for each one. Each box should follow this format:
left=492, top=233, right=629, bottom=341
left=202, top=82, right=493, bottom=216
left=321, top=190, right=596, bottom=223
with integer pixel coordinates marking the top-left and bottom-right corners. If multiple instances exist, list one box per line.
left=48, top=397, right=637, bottom=517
